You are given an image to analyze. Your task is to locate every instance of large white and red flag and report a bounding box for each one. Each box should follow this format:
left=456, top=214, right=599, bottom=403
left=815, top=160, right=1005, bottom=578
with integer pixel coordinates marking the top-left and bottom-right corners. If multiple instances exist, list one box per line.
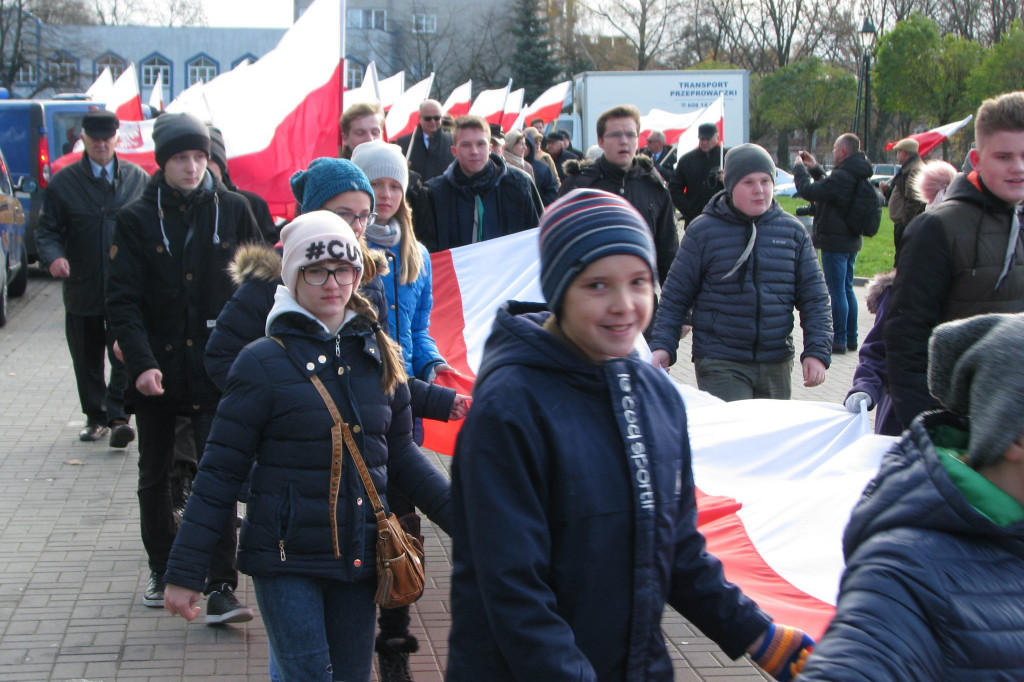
left=521, top=80, right=571, bottom=128
left=377, top=71, right=406, bottom=112
left=86, top=67, right=113, bottom=102
left=442, top=80, right=472, bottom=118
left=884, top=114, right=973, bottom=157
left=499, top=88, right=524, bottom=133
left=384, top=73, right=435, bottom=141
left=468, top=79, right=512, bottom=125
left=639, top=108, right=702, bottom=147
left=343, top=62, right=380, bottom=112
left=672, top=94, right=725, bottom=154
left=423, top=228, right=894, bottom=640
left=106, top=63, right=144, bottom=122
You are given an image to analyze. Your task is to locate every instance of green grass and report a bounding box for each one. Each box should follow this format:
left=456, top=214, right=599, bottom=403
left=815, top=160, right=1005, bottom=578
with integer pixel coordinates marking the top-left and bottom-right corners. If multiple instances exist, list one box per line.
left=776, top=196, right=896, bottom=278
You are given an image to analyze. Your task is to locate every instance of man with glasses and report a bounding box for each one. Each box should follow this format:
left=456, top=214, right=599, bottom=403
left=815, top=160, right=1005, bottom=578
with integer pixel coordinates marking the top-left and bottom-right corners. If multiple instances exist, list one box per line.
left=558, top=105, right=678, bottom=294
left=396, top=99, right=454, bottom=182
left=670, top=122, right=727, bottom=227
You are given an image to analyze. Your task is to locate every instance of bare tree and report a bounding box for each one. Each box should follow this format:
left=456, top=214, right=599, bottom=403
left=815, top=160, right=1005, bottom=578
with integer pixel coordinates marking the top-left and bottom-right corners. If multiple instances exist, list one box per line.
left=0, top=0, right=94, bottom=94
left=89, top=0, right=205, bottom=26
left=581, top=0, right=685, bottom=69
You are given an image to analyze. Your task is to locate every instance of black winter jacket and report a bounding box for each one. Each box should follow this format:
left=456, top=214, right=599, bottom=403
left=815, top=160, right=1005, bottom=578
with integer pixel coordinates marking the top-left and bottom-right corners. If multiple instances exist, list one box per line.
left=670, top=144, right=725, bottom=223
left=559, top=155, right=679, bottom=285
left=106, top=170, right=262, bottom=410
left=651, top=192, right=833, bottom=367
left=792, top=152, right=873, bottom=253
left=524, top=134, right=559, bottom=205
left=418, top=154, right=541, bottom=252
left=35, top=154, right=149, bottom=315
left=446, top=303, right=770, bottom=681
left=884, top=172, right=1024, bottom=425
left=165, top=298, right=451, bottom=591
left=801, top=411, right=1024, bottom=681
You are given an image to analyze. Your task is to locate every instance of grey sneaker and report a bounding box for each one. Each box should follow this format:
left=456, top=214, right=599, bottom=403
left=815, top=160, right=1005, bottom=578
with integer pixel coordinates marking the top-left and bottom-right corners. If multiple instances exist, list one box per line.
left=205, top=584, right=254, bottom=625
left=143, top=571, right=165, bottom=608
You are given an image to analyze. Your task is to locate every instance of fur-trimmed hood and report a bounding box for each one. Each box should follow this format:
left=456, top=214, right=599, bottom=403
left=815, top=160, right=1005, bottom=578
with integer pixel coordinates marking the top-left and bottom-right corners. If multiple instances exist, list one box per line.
left=562, top=153, right=656, bottom=178
left=228, top=241, right=389, bottom=286
left=865, top=269, right=896, bottom=314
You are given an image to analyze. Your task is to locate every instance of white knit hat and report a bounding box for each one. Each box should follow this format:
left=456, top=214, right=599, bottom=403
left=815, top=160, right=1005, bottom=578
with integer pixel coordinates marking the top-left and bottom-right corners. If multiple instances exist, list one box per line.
left=350, top=140, right=409, bottom=195
left=279, top=211, right=363, bottom=293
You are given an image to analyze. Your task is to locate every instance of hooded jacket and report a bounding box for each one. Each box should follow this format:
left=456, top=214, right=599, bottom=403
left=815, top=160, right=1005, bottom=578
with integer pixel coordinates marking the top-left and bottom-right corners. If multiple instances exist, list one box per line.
left=106, top=170, right=262, bottom=410
left=792, top=151, right=874, bottom=253
left=164, top=291, right=452, bottom=591
left=418, top=153, right=541, bottom=252
left=35, top=154, right=149, bottom=315
left=884, top=172, right=1024, bottom=425
left=801, top=411, right=1024, bottom=681
left=847, top=270, right=902, bottom=436
left=558, top=155, right=679, bottom=285
left=651, top=191, right=833, bottom=367
left=446, top=302, right=770, bottom=682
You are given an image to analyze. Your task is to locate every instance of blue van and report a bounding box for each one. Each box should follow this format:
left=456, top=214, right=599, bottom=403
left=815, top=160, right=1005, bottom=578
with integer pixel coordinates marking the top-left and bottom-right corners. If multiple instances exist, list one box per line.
left=0, top=143, right=35, bottom=326
left=0, top=99, right=101, bottom=263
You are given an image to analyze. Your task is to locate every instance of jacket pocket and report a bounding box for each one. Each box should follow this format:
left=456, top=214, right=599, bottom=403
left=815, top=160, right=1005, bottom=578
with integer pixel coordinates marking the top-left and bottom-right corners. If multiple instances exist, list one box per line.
left=276, top=483, right=295, bottom=561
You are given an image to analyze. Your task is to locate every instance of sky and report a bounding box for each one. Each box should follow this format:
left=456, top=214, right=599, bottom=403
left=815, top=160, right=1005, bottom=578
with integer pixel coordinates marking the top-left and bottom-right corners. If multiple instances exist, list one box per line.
left=202, top=0, right=293, bottom=28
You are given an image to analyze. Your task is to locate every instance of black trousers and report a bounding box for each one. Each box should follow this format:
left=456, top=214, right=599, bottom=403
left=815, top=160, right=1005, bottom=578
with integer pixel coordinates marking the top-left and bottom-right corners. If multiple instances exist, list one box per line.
left=65, top=312, right=127, bottom=426
left=135, top=404, right=238, bottom=592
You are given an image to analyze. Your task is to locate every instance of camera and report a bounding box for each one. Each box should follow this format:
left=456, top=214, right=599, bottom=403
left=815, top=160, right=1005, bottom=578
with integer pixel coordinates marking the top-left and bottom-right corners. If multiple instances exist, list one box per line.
left=706, top=168, right=722, bottom=188
left=795, top=204, right=816, bottom=217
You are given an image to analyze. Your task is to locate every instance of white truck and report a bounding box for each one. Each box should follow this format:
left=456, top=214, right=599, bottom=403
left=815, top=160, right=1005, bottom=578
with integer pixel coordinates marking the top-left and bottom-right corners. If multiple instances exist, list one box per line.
left=553, top=70, right=750, bottom=153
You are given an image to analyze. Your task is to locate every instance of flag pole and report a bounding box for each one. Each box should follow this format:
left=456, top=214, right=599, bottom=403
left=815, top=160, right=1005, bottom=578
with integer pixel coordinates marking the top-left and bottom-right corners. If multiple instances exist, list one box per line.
left=719, top=91, right=724, bottom=168
left=338, top=0, right=346, bottom=150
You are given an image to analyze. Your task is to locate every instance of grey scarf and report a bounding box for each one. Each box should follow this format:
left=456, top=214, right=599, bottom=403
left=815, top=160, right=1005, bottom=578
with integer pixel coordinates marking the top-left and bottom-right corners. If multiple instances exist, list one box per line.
left=365, top=218, right=402, bottom=249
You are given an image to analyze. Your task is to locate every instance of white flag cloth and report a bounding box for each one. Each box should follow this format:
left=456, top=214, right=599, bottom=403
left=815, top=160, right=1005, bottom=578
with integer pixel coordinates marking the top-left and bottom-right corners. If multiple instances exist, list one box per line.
left=384, top=73, right=435, bottom=140
left=468, top=79, right=511, bottom=125
left=442, top=80, right=472, bottom=118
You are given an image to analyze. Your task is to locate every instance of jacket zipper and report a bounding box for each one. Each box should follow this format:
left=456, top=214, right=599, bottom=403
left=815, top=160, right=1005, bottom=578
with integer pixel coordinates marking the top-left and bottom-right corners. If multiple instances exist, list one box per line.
left=279, top=539, right=286, bottom=561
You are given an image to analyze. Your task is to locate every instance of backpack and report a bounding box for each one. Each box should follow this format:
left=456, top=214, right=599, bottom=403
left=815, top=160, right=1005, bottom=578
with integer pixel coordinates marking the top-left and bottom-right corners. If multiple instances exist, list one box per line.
left=846, top=177, right=882, bottom=237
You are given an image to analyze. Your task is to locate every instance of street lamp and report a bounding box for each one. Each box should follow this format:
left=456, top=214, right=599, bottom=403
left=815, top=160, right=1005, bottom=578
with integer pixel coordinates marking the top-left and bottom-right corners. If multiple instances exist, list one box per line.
left=858, top=18, right=877, bottom=156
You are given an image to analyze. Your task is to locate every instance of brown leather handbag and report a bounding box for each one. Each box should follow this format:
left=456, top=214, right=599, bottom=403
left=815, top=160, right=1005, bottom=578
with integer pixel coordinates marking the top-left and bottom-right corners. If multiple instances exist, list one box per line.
left=310, top=375, right=426, bottom=608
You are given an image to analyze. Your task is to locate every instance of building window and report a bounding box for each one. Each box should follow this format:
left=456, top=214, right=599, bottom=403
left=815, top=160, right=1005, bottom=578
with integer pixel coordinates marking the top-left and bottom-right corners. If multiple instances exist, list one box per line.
left=345, top=62, right=364, bottom=89
left=141, top=56, right=170, bottom=88
left=48, top=54, right=77, bottom=83
left=187, top=56, right=217, bottom=86
left=15, top=61, right=36, bottom=84
left=95, top=53, right=125, bottom=79
left=348, top=8, right=386, bottom=29
left=411, top=13, right=436, bottom=33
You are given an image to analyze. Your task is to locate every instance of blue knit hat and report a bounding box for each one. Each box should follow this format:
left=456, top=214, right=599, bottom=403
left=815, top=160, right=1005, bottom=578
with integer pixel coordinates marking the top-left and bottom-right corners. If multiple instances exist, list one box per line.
left=539, top=188, right=657, bottom=312
left=290, top=157, right=375, bottom=215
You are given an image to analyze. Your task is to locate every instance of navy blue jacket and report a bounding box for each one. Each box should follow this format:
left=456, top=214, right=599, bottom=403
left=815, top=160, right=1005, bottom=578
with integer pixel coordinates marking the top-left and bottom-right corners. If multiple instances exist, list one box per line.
left=651, top=192, right=833, bottom=367
left=802, top=411, right=1024, bottom=681
left=165, top=297, right=451, bottom=591
left=847, top=271, right=902, bottom=436
left=446, top=302, right=770, bottom=681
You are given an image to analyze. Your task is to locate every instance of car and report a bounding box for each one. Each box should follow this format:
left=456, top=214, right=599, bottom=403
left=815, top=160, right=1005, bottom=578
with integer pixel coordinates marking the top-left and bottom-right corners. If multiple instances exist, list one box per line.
left=774, top=167, right=799, bottom=197
left=0, top=144, right=35, bottom=326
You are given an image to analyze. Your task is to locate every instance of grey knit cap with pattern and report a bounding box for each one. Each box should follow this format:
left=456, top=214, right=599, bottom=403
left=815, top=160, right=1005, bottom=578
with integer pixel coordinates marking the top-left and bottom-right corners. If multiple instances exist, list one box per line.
left=928, top=312, right=1024, bottom=468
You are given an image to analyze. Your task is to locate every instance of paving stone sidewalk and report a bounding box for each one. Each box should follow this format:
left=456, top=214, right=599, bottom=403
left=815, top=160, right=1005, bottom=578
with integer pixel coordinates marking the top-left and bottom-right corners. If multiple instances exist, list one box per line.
left=0, top=273, right=876, bottom=681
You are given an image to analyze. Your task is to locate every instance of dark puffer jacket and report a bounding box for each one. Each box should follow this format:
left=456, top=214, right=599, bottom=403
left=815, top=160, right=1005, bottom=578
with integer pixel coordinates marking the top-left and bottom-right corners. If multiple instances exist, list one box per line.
left=165, top=295, right=452, bottom=591
left=651, top=191, right=833, bottom=367
left=106, top=170, right=262, bottom=410
left=884, top=172, right=1024, bottom=425
left=847, top=271, right=902, bottom=436
left=35, top=154, right=149, bottom=315
left=558, top=155, right=679, bottom=285
left=447, top=303, right=770, bottom=681
left=792, top=151, right=873, bottom=253
left=801, top=411, right=1024, bottom=681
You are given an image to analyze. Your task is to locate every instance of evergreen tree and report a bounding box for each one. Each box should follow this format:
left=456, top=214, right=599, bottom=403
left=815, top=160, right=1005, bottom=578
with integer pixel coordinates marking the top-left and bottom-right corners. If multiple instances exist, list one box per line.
left=509, top=0, right=561, bottom=102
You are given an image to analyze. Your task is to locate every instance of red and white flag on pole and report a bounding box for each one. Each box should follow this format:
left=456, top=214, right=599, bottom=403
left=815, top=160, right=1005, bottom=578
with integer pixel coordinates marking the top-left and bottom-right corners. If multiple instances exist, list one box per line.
left=378, top=71, right=406, bottom=112
left=521, top=80, right=571, bottom=128
left=468, top=79, right=512, bottom=125
left=672, top=94, right=725, bottom=153
left=147, top=74, right=165, bottom=113
left=639, top=108, right=702, bottom=147
left=499, top=88, right=524, bottom=133
left=422, top=227, right=894, bottom=640
left=884, top=114, right=973, bottom=157
left=384, top=73, right=435, bottom=141
left=442, top=80, right=472, bottom=118
left=343, top=61, right=381, bottom=112
left=86, top=67, right=113, bottom=102
left=106, top=64, right=144, bottom=121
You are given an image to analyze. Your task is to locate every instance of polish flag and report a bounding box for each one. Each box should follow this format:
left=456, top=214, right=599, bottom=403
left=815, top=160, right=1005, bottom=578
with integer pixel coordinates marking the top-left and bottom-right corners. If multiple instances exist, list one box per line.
left=343, top=62, right=380, bottom=112
left=521, top=80, right=571, bottom=127
left=639, top=108, right=702, bottom=147
left=670, top=94, right=725, bottom=152
left=499, top=88, right=524, bottom=133
left=147, top=82, right=164, bottom=113
left=422, top=227, right=894, bottom=639
left=442, top=80, right=472, bottom=118
left=384, top=73, right=435, bottom=141
left=884, top=114, right=973, bottom=157
left=468, top=79, right=512, bottom=125
left=86, top=67, right=113, bottom=102
left=377, top=71, right=406, bottom=112
left=106, top=64, right=144, bottom=122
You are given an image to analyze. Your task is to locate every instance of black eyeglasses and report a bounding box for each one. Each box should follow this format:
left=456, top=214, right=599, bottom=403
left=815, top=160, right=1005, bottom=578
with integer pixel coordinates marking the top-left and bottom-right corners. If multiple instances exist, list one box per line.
left=332, top=210, right=377, bottom=227
left=300, top=265, right=361, bottom=286
left=421, top=115, right=442, bottom=122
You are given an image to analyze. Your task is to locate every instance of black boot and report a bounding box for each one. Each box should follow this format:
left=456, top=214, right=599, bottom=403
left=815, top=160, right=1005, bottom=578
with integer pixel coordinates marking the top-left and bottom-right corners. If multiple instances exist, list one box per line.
left=375, top=634, right=418, bottom=682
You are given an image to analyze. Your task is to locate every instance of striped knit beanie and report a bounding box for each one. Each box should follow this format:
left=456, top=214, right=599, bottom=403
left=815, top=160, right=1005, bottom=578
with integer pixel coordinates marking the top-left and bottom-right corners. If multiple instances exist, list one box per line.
left=539, top=188, right=657, bottom=312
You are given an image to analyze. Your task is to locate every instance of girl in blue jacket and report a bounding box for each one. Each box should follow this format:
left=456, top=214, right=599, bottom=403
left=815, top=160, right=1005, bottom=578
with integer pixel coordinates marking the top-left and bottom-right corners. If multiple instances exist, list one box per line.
left=447, top=188, right=813, bottom=682
left=163, top=210, right=451, bottom=682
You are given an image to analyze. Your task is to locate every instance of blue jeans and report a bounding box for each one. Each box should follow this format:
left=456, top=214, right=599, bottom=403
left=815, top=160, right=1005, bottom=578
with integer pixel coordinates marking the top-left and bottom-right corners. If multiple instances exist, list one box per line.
left=254, top=575, right=376, bottom=682
left=820, top=250, right=858, bottom=346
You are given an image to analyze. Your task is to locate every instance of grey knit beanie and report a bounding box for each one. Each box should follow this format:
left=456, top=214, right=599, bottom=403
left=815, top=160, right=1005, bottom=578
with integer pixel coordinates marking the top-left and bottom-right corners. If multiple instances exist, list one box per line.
left=928, top=312, right=1024, bottom=468
left=153, top=112, right=211, bottom=168
left=723, top=143, right=776, bottom=195
left=350, top=140, right=409, bottom=195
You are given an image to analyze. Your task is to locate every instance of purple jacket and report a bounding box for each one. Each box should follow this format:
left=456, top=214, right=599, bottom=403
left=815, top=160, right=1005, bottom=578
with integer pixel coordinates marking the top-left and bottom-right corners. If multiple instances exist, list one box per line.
left=847, top=271, right=903, bottom=437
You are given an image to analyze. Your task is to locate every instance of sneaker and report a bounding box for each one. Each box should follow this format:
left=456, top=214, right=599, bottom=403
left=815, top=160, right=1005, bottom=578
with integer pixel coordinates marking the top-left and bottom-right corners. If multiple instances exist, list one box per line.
left=109, top=420, right=136, bottom=448
left=143, top=571, right=165, bottom=608
left=205, top=584, right=254, bottom=625
left=79, top=423, right=110, bottom=442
